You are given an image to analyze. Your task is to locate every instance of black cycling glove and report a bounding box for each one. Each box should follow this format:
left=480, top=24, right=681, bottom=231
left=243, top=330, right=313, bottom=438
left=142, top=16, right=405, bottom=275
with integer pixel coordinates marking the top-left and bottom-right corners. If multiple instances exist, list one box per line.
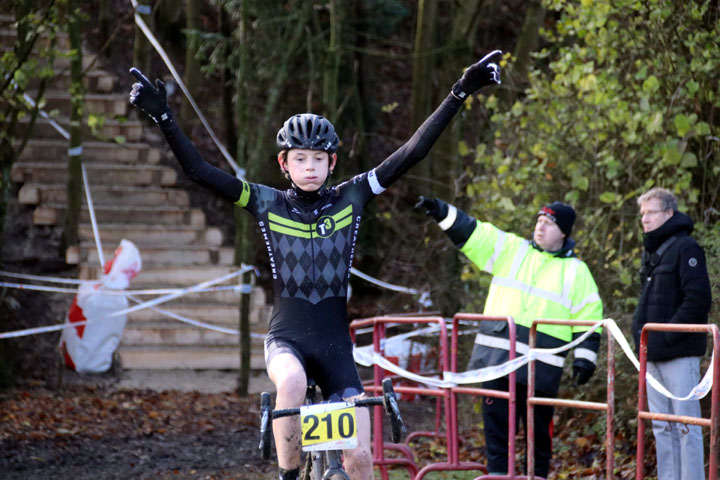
left=129, top=67, right=172, bottom=123
left=452, top=49, right=502, bottom=100
left=572, top=359, right=595, bottom=387
left=415, top=196, right=449, bottom=222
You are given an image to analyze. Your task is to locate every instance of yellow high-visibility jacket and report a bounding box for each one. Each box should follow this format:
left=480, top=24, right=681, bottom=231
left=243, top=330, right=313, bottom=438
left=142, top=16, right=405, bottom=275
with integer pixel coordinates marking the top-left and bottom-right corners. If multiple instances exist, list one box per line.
left=438, top=203, right=603, bottom=395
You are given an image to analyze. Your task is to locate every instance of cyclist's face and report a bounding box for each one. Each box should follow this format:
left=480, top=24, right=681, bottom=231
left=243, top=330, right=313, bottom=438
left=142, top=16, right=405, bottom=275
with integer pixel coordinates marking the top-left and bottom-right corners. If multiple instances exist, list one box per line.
left=280, top=149, right=336, bottom=191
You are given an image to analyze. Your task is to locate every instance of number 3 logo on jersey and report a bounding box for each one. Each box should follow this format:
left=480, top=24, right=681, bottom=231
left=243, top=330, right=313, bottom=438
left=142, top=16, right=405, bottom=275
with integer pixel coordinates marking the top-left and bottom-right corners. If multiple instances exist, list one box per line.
left=316, top=216, right=336, bottom=237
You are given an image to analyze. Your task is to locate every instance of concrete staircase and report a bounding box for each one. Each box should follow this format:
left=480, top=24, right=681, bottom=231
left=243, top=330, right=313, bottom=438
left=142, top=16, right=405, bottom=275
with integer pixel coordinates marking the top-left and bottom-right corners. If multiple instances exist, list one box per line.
left=5, top=14, right=270, bottom=373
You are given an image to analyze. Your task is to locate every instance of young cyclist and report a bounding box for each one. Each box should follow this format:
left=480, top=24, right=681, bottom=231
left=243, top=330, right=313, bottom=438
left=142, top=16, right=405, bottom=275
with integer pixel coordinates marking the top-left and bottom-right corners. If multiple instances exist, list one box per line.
left=128, top=50, right=501, bottom=480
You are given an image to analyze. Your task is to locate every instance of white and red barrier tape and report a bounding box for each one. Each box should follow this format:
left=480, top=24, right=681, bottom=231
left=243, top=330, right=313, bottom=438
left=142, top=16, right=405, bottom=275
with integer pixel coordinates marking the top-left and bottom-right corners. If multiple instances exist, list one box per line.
left=0, top=266, right=254, bottom=340
left=353, top=319, right=715, bottom=402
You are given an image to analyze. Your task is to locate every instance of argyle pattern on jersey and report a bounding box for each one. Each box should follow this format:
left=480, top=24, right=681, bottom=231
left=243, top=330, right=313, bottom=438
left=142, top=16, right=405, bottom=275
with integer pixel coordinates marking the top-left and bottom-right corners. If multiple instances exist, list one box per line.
left=273, top=225, right=354, bottom=304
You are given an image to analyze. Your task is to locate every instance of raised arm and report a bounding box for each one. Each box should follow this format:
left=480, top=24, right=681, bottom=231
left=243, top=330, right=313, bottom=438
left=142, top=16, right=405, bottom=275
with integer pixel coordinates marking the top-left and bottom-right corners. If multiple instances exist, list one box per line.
left=128, top=68, right=243, bottom=203
left=373, top=50, right=502, bottom=189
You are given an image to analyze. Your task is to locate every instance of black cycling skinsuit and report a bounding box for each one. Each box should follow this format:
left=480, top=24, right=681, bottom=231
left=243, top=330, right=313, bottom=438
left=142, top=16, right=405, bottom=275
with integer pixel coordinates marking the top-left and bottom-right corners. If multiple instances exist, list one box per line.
left=157, top=93, right=465, bottom=399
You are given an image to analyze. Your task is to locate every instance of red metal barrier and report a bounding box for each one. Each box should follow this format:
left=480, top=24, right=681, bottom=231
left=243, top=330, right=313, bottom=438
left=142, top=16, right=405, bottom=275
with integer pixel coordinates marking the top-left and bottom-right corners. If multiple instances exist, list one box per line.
left=450, top=314, right=538, bottom=480
left=350, top=314, right=498, bottom=479
left=527, top=319, right=615, bottom=480
left=350, top=316, right=451, bottom=480
left=636, top=323, right=719, bottom=480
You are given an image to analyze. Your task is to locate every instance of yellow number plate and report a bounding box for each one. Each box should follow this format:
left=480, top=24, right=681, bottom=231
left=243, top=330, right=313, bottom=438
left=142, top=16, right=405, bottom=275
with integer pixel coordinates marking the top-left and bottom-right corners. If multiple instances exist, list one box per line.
left=300, top=402, right=357, bottom=451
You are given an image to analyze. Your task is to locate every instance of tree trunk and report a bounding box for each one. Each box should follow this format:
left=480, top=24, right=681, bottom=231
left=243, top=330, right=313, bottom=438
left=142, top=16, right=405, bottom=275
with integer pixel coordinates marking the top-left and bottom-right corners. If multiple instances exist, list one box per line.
left=500, top=0, right=544, bottom=108
left=248, top=1, right=311, bottom=164
left=61, top=0, right=84, bottom=255
left=409, top=0, right=438, bottom=182
left=219, top=4, right=237, bottom=159
left=322, top=0, right=342, bottom=121
left=235, top=206, right=252, bottom=396
left=0, top=0, right=56, bottom=386
left=156, top=0, right=183, bottom=34
left=426, top=0, right=484, bottom=316
left=346, top=0, right=382, bottom=277
left=98, top=0, right=111, bottom=46
left=180, top=0, right=201, bottom=125
left=430, top=0, right=483, bottom=199
left=132, top=0, right=152, bottom=76
left=410, top=0, right=438, bottom=129
left=233, top=0, right=252, bottom=396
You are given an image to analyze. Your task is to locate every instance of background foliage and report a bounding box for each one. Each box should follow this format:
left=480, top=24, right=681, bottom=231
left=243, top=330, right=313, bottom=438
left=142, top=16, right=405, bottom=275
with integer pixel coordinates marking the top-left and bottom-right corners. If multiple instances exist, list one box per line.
left=465, top=0, right=719, bottom=319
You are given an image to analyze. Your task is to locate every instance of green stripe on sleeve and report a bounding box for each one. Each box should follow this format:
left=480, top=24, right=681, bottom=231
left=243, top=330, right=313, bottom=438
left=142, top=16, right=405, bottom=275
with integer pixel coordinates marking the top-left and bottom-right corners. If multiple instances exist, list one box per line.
left=234, top=180, right=251, bottom=208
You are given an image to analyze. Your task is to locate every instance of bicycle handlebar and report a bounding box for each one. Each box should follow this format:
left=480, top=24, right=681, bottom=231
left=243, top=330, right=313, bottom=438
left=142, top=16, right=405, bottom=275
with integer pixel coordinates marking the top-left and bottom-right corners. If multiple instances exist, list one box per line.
left=270, top=395, right=385, bottom=419
left=258, top=378, right=406, bottom=459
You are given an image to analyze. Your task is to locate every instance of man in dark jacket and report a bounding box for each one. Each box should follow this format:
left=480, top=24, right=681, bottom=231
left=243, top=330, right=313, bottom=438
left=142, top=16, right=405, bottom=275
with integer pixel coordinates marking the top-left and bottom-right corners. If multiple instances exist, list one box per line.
left=633, top=187, right=712, bottom=480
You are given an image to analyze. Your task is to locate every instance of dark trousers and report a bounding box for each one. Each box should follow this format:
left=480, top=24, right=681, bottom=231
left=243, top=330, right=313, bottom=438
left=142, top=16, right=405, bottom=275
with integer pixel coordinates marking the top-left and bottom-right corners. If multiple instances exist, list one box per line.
left=482, top=377, right=554, bottom=478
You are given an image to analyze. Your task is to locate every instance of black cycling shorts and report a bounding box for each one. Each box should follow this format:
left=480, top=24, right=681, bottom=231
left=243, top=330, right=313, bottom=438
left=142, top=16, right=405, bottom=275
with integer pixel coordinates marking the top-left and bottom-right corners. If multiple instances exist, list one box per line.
left=265, top=337, right=364, bottom=401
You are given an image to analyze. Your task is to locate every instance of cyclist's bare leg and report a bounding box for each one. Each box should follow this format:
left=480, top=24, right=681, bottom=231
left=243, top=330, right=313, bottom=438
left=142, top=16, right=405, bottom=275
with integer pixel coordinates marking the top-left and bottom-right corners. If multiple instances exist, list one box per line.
left=342, top=396, right=373, bottom=480
left=267, top=352, right=307, bottom=472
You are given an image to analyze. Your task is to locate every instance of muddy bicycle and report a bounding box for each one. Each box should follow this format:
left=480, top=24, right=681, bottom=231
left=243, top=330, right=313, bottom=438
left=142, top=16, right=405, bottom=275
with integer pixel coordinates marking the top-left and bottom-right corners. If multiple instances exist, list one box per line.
left=259, top=377, right=406, bottom=480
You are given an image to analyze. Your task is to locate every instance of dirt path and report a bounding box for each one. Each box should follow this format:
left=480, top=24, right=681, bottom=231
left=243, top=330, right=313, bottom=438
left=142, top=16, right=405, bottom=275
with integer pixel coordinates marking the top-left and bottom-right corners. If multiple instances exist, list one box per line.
left=0, top=384, right=275, bottom=480
left=0, top=368, right=644, bottom=479
left=0, top=371, right=443, bottom=480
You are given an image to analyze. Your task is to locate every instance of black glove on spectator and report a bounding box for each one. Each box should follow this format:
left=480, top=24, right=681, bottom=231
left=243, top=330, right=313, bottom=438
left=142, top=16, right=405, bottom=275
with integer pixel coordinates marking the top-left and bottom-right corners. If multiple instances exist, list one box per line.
left=452, top=49, right=502, bottom=100
left=129, top=67, right=171, bottom=123
left=572, top=359, right=595, bottom=386
left=415, top=196, right=449, bottom=222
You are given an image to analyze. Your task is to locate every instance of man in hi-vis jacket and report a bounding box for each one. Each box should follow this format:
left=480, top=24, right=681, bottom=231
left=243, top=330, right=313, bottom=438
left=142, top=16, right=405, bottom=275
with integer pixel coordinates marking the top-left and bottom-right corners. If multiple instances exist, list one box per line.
left=416, top=198, right=603, bottom=478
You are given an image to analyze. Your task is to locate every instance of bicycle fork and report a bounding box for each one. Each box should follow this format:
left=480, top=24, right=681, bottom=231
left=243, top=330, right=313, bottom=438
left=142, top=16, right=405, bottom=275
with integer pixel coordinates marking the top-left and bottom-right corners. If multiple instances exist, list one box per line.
left=321, top=450, right=349, bottom=480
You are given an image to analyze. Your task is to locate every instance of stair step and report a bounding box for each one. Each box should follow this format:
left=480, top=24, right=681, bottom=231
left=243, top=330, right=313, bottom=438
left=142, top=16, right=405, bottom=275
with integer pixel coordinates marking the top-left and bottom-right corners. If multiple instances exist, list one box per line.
left=0, top=28, right=70, bottom=50
left=18, top=139, right=160, bottom=164
left=80, top=264, right=240, bottom=285
left=77, top=223, right=222, bottom=247
left=124, top=287, right=258, bottom=307
left=41, top=91, right=128, bottom=116
left=33, top=204, right=204, bottom=227
left=127, top=285, right=255, bottom=306
left=122, top=321, right=266, bottom=346
left=0, top=15, right=16, bottom=27
left=18, top=183, right=190, bottom=207
left=16, top=117, right=143, bottom=142
left=126, top=301, right=269, bottom=325
left=11, top=162, right=177, bottom=186
left=117, top=345, right=266, bottom=370
left=81, top=244, right=234, bottom=266
left=32, top=69, right=115, bottom=93
left=17, top=52, right=100, bottom=76
left=3, top=13, right=268, bottom=374
left=128, top=306, right=241, bottom=326
left=0, top=49, right=95, bottom=74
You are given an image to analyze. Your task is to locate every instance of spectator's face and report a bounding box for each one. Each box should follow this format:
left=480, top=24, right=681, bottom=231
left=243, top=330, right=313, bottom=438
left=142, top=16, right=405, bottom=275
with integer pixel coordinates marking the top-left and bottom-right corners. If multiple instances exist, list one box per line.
left=639, top=198, right=673, bottom=233
left=279, top=149, right=336, bottom=191
left=533, top=215, right=565, bottom=252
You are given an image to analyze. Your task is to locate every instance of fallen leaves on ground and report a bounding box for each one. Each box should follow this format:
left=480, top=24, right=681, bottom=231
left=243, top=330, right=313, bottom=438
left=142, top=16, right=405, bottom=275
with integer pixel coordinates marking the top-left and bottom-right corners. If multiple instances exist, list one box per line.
left=0, top=386, right=259, bottom=443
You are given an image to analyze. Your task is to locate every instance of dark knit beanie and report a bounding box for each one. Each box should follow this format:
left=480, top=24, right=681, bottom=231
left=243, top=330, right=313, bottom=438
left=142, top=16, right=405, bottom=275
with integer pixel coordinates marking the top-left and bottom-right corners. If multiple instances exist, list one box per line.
left=537, top=201, right=576, bottom=237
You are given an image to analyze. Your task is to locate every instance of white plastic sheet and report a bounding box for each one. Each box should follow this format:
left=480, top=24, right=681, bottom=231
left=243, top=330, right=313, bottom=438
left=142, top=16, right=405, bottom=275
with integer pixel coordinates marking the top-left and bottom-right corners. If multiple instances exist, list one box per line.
left=60, top=240, right=142, bottom=373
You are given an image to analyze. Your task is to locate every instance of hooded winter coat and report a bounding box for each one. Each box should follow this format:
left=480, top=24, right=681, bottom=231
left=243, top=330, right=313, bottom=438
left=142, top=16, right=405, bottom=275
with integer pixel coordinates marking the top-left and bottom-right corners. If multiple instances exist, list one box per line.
left=632, top=211, right=712, bottom=362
